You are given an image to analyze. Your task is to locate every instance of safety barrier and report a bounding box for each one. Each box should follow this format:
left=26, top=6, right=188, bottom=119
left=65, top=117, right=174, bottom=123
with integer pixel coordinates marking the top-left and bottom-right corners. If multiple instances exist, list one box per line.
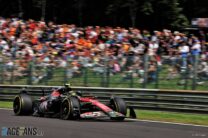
left=0, top=85, right=208, bottom=114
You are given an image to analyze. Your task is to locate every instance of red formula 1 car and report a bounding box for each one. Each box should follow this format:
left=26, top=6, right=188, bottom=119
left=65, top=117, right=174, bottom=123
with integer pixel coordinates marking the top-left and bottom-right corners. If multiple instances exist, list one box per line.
left=13, top=86, right=131, bottom=121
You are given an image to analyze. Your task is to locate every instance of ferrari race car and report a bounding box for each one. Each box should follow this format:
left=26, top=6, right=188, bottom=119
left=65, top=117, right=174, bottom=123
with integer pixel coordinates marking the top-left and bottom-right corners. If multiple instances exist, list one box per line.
left=13, top=87, right=132, bottom=121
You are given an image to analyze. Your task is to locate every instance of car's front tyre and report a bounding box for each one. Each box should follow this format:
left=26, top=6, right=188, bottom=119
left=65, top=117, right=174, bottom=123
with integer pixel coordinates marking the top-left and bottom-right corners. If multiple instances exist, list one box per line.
left=109, top=97, right=127, bottom=120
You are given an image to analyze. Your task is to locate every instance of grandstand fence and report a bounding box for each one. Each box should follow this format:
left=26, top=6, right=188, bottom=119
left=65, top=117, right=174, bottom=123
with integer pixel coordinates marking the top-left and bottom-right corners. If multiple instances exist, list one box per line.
left=0, top=55, right=207, bottom=90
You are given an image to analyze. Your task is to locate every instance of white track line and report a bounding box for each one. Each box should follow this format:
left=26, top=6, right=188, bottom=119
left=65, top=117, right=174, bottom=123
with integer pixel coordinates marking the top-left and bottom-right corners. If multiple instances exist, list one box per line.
left=0, top=108, right=207, bottom=128
left=126, top=118, right=208, bottom=128
left=0, top=108, right=12, bottom=110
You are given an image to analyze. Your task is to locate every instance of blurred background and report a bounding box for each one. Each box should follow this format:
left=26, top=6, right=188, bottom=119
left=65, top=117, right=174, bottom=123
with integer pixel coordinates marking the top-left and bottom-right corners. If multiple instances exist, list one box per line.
left=0, top=0, right=208, bottom=29
left=0, top=0, right=208, bottom=90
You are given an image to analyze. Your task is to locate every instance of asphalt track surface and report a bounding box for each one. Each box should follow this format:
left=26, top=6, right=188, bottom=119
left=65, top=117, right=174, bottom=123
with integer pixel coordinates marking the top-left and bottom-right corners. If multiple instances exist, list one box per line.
left=0, top=109, right=208, bottom=138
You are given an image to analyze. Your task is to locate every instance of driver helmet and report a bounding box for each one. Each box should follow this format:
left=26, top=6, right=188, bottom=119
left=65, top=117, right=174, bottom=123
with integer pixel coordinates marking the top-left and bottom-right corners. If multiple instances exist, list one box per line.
left=64, top=83, right=72, bottom=92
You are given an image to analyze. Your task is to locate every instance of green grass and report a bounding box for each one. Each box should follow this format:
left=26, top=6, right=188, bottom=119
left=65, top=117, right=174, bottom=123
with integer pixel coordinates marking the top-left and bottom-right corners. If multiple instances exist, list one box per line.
left=0, top=101, right=12, bottom=108
left=1, top=101, right=207, bottom=126
left=133, top=110, right=208, bottom=126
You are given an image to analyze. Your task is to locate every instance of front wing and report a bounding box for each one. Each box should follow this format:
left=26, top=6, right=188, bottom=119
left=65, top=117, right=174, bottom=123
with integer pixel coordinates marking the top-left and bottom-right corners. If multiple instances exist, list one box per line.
left=80, top=111, right=125, bottom=119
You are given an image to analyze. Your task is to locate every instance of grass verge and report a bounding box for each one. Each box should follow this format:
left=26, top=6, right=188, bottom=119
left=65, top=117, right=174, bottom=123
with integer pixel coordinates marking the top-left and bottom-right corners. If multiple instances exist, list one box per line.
left=133, top=110, right=208, bottom=126
left=1, top=101, right=208, bottom=126
left=0, top=101, right=12, bottom=108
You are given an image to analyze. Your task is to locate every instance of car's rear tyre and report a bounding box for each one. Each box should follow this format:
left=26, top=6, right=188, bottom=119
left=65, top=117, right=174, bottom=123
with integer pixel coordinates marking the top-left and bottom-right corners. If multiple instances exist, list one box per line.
left=13, top=94, right=33, bottom=115
left=60, top=97, right=80, bottom=120
left=110, top=97, right=127, bottom=120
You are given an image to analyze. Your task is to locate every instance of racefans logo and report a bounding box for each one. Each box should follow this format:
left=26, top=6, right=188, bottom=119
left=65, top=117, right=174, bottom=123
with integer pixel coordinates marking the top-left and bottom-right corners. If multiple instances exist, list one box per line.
left=1, top=127, right=44, bottom=136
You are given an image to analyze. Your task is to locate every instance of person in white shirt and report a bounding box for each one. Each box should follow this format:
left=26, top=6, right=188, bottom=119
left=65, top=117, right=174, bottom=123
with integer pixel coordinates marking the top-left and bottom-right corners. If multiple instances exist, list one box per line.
left=148, top=41, right=159, bottom=56
left=191, top=39, right=201, bottom=64
left=179, top=42, right=189, bottom=67
left=191, top=40, right=201, bottom=56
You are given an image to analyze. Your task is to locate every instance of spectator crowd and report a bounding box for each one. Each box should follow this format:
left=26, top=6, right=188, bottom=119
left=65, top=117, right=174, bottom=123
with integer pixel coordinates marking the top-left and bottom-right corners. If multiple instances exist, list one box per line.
left=0, top=17, right=208, bottom=84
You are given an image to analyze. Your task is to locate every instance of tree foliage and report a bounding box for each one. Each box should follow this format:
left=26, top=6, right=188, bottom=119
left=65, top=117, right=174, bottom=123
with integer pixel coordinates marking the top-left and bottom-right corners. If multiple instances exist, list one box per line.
left=0, top=0, right=207, bottom=29
left=152, top=0, right=189, bottom=28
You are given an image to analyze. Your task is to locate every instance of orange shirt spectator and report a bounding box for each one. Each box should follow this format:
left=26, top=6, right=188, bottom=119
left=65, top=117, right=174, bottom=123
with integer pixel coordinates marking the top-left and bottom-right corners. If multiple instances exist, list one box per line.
left=9, top=27, right=16, bottom=36
left=36, top=43, right=43, bottom=51
left=123, top=43, right=130, bottom=52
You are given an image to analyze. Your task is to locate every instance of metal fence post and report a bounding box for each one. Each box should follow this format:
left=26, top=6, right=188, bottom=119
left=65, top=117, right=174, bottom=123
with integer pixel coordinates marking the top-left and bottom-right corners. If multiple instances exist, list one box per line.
left=106, top=66, right=110, bottom=87
left=10, top=65, right=14, bottom=84
left=130, top=72, right=134, bottom=88
left=27, top=61, right=33, bottom=85
left=0, top=61, right=4, bottom=84
left=155, top=63, right=159, bottom=89
left=101, top=58, right=109, bottom=87
left=192, top=55, right=199, bottom=90
left=101, top=72, right=105, bottom=87
left=64, top=65, right=68, bottom=85
left=184, top=63, right=189, bottom=90
left=143, top=54, right=149, bottom=88
left=104, top=59, right=109, bottom=87
left=83, top=67, right=88, bottom=86
left=44, top=67, right=48, bottom=85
